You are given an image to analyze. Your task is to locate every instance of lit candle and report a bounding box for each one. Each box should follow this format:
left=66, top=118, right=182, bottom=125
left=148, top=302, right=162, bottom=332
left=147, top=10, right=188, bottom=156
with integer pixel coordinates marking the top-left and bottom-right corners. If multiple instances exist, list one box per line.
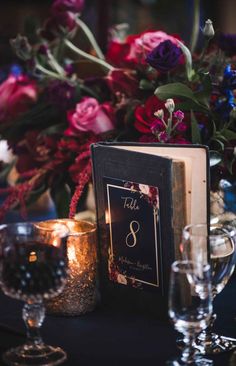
left=38, top=219, right=98, bottom=316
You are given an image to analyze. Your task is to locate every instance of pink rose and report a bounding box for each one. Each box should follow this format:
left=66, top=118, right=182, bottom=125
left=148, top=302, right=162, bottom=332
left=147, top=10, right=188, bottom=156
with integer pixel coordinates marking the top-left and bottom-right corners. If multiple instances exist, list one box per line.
left=127, top=31, right=181, bottom=63
left=66, top=97, right=115, bottom=135
left=0, top=74, right=37, bottom=122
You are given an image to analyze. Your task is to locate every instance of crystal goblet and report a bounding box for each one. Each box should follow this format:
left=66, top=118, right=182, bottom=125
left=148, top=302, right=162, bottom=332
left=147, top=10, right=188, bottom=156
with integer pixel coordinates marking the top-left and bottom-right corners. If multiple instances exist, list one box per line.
left=0, top=222, right=69, bottom=366
left=182, top=223, right=236, bottom=355
left=167, top=260, right=213, bottom=365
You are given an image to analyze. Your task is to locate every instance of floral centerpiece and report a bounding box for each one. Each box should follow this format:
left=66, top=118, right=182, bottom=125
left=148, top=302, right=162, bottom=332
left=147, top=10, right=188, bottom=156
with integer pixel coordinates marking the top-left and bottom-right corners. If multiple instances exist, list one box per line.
left=0, top=0, right=235, bottom=221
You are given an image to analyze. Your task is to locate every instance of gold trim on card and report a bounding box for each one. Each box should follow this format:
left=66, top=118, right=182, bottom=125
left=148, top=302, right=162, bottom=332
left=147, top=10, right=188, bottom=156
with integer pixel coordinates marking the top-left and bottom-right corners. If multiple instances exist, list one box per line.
left=106, top=183, right=160, bottom=288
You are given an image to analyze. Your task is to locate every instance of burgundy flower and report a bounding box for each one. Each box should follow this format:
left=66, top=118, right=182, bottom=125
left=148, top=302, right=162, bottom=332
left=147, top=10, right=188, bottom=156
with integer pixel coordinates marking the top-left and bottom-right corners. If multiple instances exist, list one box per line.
left=134, top=95, right=166, bottom=134
left=175, top=122, right=188, bottom=132
left=40, top=12, right=76, bottom=41
left=45, top=80, right=76, bottom=110
left=169, top=136, right=190, bottom=144
left=14, top=131, right=57, bottom=173
left=106, top=69, right=139, bottom=97
left=52, top=0, right=84, bottom=15
left=146, top=40, right=182, bottom=72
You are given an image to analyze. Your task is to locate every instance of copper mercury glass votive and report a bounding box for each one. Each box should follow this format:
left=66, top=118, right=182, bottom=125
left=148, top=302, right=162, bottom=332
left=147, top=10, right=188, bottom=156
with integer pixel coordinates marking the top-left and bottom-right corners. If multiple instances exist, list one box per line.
left=38, top=219, right=98, bottom=316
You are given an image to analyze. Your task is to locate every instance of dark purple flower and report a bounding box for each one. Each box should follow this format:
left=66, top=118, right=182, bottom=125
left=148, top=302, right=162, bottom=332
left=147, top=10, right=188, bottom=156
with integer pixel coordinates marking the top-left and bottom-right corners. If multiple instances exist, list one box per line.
left=146, top=40, right=182, bottom=73
left=46, top=81, right=76, bottom=110
left=52, top=0, right=84, bottom=15
left=217, top=33, right=236, bottom=57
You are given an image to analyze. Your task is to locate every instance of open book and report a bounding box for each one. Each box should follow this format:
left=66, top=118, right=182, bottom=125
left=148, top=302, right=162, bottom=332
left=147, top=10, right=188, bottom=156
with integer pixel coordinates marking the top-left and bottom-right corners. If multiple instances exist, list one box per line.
left=91, top=142, right=209, bottom=316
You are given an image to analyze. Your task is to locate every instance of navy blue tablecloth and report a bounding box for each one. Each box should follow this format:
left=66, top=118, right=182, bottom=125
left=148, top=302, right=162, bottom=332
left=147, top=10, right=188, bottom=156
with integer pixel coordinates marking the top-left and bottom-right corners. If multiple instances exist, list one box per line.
left=0, top=274, right=235, bottom=366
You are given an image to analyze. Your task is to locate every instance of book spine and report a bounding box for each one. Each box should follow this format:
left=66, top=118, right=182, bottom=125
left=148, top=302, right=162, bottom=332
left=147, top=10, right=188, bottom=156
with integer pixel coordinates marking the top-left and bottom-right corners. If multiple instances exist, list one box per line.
left=172, top=161, right=187, bottom=259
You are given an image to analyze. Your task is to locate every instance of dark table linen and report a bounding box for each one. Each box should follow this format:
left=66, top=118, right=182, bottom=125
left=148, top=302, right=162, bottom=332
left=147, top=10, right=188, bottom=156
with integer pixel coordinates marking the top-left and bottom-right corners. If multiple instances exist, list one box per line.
left=0, top=275, right=235, bottom=366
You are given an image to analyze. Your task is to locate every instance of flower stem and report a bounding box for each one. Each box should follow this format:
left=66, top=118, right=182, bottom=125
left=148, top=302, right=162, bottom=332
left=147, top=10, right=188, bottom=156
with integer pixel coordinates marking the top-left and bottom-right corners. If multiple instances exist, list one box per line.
left=190, top=0, right=200, bottom=53
left=47, top=50, right=66, bottom=76
left=64, top=39, right=114, bottom=72
left=35, top=61, right=64, bottom=80
left=75, top=17, right=105, bottom=60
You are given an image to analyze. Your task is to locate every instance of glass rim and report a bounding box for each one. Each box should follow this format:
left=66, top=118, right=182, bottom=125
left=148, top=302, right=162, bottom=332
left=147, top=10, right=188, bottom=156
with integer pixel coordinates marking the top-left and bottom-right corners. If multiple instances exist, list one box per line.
left=0, top=221, right=69, bottom=238
left=37, top=219, right=96, bottom=237
left=171, top=260, right=211, bottom=274
left=183, top=223, right=236, bottom=239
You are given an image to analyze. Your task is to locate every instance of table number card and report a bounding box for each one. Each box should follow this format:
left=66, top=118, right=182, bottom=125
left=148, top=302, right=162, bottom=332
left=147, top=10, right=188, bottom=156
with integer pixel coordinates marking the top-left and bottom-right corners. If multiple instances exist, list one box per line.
left=91, top=142, right=209, bottom=317
left=104, top=177, right=161, bottom=291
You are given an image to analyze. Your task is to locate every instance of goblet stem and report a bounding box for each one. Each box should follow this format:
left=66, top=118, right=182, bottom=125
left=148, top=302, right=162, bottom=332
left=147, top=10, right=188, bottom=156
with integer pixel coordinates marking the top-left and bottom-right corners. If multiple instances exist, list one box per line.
left=181, top=333, right=197, bottom=363
left=198, top=313, right=217, bottom=341
left=22, top=302, right=45, bottom=346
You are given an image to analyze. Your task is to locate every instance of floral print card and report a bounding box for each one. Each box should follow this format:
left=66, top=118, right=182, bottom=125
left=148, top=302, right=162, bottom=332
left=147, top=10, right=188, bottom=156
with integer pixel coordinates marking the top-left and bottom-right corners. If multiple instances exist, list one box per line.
left=104, top=176, right=161, bottom=291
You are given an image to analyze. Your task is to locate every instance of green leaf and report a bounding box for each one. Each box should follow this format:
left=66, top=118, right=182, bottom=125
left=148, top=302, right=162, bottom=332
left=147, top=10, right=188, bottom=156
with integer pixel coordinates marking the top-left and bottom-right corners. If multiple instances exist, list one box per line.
left=221, top=128, right=236, bottom=141
left=50, top=183, right=71, bottom=218
left=39, top=123, right=65, bottom=137
left=190, top=110, right=202, bottom=143
left=211, top=138, right=225, bottom=150
left=139, top=79, right=155, bottom=90
left=154, top=82, right=208, bottom=111
left=176, top=101, right=208, bottom=113
left=193, top=73, right=212, bottom=108
left=199, top=72, right=212, bottom=95
left=155, top=82, right=195, bottom=100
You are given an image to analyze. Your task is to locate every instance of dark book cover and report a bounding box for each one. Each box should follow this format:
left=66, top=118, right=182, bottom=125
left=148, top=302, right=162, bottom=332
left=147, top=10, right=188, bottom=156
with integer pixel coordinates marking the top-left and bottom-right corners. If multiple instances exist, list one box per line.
left=91, top=142, right=210, bottom=318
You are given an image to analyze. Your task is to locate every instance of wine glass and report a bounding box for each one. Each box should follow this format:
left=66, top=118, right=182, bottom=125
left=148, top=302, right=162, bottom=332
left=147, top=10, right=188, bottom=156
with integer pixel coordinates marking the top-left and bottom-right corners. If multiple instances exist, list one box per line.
left=0, top=222, right=69, bottom=366
left=182, top=223, right=236, bottom=355
left=167, top=260, right=213, bottom=365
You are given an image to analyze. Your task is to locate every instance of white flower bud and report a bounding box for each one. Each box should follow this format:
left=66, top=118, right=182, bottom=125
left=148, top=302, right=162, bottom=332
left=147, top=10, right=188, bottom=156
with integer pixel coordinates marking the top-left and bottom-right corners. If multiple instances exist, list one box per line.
left=154, top=109, right=164, bottom=119
left=203, top=19, right=215, bottom=38
left=165, top=99, right=175, bottom=113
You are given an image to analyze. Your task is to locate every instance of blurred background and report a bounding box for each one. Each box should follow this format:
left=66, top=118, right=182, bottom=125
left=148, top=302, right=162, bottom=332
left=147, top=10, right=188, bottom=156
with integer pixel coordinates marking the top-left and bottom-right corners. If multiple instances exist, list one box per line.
left=0, top=0, right=235, bottom=68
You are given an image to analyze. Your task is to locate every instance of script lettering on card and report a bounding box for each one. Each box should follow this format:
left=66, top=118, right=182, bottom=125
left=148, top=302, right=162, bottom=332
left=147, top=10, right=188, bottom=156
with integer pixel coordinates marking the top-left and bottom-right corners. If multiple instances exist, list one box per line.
left=104, top=177, right=161, bottom=291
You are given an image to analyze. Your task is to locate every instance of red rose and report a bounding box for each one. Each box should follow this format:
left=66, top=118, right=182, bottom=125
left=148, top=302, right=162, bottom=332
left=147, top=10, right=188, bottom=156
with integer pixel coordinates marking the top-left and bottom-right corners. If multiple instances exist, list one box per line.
left=106, top=69, right=139, bottom=97
left=134, top=95, right=166, bottom=134
left=0, top=74, right=37, bottom=123
left=106, top=40, right=132, bottom=68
